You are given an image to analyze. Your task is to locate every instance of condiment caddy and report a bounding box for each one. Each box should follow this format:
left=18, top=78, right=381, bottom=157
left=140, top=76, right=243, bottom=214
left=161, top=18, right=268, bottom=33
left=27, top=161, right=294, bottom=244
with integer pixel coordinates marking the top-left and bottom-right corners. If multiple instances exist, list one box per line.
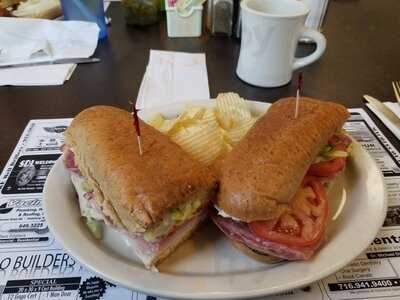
left=166, top=0, right=205, bottom=37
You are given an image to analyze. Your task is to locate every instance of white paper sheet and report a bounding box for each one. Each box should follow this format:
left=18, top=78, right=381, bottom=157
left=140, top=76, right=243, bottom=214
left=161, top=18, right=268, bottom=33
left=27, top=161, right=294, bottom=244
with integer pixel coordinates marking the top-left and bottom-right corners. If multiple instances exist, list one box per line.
left=136, top=50, right=210, bottom=109
left=0, top=18, right=99, bottom=86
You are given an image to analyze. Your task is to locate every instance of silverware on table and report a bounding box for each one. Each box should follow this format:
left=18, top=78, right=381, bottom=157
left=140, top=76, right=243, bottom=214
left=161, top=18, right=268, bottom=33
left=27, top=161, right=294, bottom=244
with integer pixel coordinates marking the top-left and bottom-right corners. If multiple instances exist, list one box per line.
left=363, top=94, right=400, bottom=127
left=0, top=57, right=101, bottom=69
left=392, top=81, right=400, bottom=103
left=8, top=226, right=49, bottom=235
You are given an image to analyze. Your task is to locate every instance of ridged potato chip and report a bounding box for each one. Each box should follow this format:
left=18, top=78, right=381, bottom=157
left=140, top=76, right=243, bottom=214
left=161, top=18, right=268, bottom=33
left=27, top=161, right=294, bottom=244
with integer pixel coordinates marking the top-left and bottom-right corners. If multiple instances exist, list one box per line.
left=183, top=106, right=206, bottom=120
left=159, top=118, right=182, bottom=134
left=225, top=117, right=257, bottom=145
left=172, top=123, right=223, bottom=165
left=148, top=113, right=165, bottom=131
left=201, top=108, right=219, bottom=127
left=216, top=92, right=252, bottom=129
left=146, top=93, right=258, bottom=165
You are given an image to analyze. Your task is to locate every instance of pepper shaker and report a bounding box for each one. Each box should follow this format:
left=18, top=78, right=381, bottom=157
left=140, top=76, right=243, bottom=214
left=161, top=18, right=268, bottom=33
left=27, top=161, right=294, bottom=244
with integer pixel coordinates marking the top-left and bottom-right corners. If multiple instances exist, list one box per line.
left=232, top=0, right=241, bottom=38
left=207, top=0, right=233, bottom=35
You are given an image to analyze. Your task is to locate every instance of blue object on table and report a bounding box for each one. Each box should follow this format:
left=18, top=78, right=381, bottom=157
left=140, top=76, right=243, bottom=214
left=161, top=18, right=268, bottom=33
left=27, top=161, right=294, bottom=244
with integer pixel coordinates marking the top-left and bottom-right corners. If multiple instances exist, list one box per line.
left=60, top=0, right=108, bottom=40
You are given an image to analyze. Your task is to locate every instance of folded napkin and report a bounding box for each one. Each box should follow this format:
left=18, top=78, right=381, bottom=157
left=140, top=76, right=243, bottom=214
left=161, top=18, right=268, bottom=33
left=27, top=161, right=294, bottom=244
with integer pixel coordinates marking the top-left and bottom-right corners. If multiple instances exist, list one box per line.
left=366, top=102, right=400, bottom=140
left=0, top=17, right=99, bottom=86
left=304, top=0, right=329, bottom=30
left=136, top=50, right=210, bottom=109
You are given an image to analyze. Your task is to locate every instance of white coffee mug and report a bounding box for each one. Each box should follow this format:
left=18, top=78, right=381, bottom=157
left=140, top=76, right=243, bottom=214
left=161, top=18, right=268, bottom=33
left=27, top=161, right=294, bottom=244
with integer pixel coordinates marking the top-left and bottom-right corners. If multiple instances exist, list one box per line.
left=236, top=0, right=326, bottom=87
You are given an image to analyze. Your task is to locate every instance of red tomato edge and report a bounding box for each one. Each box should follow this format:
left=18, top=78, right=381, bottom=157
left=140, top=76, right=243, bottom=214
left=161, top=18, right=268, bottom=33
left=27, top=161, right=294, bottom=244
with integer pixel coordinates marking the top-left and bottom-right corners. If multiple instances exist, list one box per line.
left=249, top=180, right=329, bottom=249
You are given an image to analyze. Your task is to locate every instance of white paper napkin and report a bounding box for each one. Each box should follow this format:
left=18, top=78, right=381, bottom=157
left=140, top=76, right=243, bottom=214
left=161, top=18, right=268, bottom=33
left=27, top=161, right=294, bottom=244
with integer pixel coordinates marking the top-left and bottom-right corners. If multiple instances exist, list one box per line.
left=304, top=0, right=329, bottom=30
left=366, top=102, right=400, bottom=140
left=136, top=50, right=210, bottom=109
left=0, top=17, right=99, bottom=86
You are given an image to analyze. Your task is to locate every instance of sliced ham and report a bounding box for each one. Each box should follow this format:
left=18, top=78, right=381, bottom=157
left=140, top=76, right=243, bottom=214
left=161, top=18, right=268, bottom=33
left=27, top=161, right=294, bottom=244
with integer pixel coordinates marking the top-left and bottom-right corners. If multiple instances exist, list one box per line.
left=83, top=191, right=94, bottom=200
left=125, top=209, right=207, bottom=256
left=211, top=213, right=323, bottom=261
left=61, top=145, right=81, bottom=175
left=328, top=132, right=352, bottom=147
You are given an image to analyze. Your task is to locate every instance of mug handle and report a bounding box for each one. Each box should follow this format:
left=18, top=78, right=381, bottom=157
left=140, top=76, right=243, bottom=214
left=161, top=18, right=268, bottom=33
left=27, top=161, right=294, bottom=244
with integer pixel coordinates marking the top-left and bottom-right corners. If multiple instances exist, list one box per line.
left=292, top=28, right=327, bottom=70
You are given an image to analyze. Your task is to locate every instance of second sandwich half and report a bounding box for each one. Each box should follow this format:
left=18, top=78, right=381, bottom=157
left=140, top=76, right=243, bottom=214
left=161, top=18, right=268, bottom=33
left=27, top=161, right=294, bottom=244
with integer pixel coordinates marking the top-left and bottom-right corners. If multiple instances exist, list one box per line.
left=212, top=97, right=351, bottom=262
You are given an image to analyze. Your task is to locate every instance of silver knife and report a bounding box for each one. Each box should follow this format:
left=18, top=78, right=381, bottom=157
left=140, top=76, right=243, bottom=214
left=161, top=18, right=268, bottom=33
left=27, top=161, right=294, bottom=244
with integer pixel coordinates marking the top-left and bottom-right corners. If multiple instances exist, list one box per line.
left=363, top=94, right=400, bottom=127
left=0, top=57, right=100, bottom=69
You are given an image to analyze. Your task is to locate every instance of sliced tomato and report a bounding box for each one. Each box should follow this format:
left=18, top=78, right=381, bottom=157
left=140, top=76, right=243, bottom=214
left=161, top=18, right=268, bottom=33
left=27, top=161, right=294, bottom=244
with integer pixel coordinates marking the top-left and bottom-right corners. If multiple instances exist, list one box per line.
left=249, top=180, right=328, bottom=248
left=307, top=157, right=346, bottom=177
left=307, top=133, right=351, bottom=178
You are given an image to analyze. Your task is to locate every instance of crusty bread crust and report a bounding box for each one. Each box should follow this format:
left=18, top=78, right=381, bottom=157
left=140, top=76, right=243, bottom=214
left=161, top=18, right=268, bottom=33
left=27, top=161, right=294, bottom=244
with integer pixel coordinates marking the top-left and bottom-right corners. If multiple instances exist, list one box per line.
left=64, top=106, right=217, bottom=232
left=217, top=97, right=349, bottom=222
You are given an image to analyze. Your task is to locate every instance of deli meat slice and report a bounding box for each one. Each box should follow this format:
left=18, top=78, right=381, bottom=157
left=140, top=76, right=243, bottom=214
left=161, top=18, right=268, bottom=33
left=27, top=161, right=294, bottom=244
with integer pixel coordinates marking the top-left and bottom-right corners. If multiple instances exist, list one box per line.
left=126, top=209, right=207, bottom=256
left=61, top=145, right=81, bottom=175
left=211, top=213, right=323, bottom=261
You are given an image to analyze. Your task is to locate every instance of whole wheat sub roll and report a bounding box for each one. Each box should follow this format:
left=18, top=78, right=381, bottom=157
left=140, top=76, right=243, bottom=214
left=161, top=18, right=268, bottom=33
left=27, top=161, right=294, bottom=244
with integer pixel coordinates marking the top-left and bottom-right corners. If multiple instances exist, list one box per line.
left=64, top=106, right=217, bottom=232
left=216, top=97, right=349, bottom=222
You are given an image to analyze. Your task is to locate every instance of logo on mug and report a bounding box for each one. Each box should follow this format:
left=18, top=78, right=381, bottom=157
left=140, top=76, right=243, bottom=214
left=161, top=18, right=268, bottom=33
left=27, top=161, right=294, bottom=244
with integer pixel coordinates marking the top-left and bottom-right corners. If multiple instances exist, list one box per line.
left=242, top=23, right=275, bottom=57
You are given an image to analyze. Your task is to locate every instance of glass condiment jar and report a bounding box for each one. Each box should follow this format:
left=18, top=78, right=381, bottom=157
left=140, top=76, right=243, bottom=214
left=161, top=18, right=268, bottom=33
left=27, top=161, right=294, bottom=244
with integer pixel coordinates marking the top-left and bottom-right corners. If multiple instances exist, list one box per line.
left=122, top=0, right=161, bottom=26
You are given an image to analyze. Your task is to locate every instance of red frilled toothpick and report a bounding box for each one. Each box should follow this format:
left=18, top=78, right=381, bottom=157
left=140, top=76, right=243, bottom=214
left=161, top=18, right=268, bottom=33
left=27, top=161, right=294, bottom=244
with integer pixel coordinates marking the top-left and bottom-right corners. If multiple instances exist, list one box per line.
left=130, top=101, right=143, bottom=156
left=295, top=72, right=303, bottom=119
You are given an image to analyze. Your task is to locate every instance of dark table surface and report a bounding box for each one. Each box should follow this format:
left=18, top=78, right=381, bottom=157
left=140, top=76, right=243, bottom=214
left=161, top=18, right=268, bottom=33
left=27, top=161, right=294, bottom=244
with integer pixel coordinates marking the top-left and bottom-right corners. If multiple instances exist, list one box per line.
left=1, top=0, right=400, bottom=169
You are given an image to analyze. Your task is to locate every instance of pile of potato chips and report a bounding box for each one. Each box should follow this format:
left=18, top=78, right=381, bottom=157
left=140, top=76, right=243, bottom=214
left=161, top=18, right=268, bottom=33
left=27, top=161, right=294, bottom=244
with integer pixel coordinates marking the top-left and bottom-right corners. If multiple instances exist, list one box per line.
left=148, top=93, right=259, bottom=165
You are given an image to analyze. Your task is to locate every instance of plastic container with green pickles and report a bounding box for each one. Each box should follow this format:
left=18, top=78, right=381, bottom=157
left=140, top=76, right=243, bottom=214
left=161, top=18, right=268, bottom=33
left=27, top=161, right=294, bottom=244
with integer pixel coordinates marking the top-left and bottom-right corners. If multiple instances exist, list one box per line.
left=122, top=0, right=161, bottom=26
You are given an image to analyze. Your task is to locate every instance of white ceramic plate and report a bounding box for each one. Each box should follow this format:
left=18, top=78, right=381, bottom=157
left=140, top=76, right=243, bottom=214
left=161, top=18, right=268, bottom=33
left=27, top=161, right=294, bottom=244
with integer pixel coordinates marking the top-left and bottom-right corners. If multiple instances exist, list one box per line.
left=43, top=100, right=387, bottom=300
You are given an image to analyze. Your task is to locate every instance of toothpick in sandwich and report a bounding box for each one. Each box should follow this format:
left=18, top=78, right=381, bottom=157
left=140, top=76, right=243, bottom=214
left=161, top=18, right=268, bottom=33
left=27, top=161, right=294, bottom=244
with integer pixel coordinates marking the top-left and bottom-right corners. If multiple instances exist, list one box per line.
left=295, top=73, right=303, bottom=119
left=130, top=101, right=143, bottom=156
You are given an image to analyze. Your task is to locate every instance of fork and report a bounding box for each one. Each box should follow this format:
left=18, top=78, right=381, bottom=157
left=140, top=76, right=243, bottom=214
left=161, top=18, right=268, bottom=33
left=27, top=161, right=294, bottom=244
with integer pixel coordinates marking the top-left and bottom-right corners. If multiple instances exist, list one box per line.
left=392, top=81, right=400, bottom=103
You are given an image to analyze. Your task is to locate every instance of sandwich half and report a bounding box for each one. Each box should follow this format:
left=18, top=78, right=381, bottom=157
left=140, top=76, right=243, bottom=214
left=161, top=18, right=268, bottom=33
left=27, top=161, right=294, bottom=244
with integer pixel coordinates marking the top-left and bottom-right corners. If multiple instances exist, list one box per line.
left=61, top=105, right=217, bottom=269
left=12, top=0, right=62, bottom=19
left=212, top=97, right=351, bottom=262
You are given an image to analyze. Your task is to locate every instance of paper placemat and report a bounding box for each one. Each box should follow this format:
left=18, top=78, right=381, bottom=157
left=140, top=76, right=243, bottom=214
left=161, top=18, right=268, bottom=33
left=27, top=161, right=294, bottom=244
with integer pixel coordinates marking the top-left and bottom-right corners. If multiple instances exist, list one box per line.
left=0, top=108, right=397, bottom=300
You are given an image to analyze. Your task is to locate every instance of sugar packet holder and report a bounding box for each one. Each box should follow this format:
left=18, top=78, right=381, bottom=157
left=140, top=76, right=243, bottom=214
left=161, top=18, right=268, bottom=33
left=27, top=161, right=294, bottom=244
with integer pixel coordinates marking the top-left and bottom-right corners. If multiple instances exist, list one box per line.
left=166, top=0, right=203, bottom=37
